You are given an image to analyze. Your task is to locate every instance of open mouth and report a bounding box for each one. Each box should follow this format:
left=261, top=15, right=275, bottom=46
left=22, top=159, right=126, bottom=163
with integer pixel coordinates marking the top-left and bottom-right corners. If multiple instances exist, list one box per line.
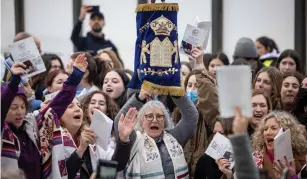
left=15, top=117, right=23, bottom=121
left=253, top=114, right=263, bottom=118
left=150, top=126, right=159, bottom=131
left=266, top=138, right=274, bottom=144
left=73, top=115, right=82, bottom=120
left=106, top=88, right=113, bottom=93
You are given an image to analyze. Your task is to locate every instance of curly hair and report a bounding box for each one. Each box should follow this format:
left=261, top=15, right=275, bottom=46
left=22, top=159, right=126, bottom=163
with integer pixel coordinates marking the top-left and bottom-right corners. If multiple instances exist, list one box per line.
left=251, top=111, right=307, bottom=156
left=253, top=67, right=283, bottom=110
left=80, top=90, right=119, bottom=127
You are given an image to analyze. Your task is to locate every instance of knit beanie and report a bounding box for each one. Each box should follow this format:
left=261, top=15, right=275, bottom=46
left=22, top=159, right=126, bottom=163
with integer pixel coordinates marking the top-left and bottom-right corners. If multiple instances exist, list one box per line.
left=233, top=37, right=258, bottom=59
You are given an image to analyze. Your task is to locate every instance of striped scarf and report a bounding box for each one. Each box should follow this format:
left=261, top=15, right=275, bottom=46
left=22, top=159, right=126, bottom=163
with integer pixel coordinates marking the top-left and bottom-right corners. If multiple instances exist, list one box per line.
left=126, top=131, right=189, bottom=179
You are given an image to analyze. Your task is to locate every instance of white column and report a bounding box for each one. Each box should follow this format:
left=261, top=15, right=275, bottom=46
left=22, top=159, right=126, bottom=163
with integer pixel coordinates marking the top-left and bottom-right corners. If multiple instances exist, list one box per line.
left=24, top=0, right=74, bottom=64
left=1, top=0, right=16, bottom=53
left=223, top=0, right=295, bottom=63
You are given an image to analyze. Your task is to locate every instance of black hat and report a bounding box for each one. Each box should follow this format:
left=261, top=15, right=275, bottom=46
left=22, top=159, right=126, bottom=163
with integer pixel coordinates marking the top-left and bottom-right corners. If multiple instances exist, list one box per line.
left=90, top=12, right=104, bottom=20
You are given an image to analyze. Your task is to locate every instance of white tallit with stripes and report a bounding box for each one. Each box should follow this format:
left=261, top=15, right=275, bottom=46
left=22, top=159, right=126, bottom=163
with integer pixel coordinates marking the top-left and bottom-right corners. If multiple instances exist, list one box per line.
left=125, top=131, right=189, bottom=179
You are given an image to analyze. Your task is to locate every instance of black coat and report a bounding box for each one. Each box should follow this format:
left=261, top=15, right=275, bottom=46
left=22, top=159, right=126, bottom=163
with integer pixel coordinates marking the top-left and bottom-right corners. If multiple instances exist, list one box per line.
left=66, top=141, right=132, bottom=179
left=71, top=20, right=121, bottom=63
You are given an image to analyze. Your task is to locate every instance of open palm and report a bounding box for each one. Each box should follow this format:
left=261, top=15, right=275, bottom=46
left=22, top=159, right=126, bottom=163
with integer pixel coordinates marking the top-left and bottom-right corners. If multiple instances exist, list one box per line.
left=118, top=107, right=138, bottom=142
left=73, top=53, right=88, bottom=72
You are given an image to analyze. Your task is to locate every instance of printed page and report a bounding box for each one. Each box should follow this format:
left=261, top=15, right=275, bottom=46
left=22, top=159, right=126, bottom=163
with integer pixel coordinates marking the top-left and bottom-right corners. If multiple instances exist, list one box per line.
left=216, top=66, right=252, bottom=118
left=90, top=109, right=113, bottom=151
left=179, top=24, right=207, bottom=59
left=9, top=37, right=46, bottom=78
left=274, top=129, right=294, bottom=163
left=205, top=133, right=235, bottom=169
left=3, top=57, right=29, bottom=85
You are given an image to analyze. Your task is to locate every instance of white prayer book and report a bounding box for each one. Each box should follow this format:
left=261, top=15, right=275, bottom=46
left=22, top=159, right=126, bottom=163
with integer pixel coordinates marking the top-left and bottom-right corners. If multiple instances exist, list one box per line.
left=216, top=66, right=252, bottom=118
left=90, top=109, right=113, bottom=151
left=274, top=129, right=294, bottom=163
left=9, top=37, right=46, bottom=78
left=205, top=132, right=235, bottom=169
left=179, top=22, right=211, bottom=59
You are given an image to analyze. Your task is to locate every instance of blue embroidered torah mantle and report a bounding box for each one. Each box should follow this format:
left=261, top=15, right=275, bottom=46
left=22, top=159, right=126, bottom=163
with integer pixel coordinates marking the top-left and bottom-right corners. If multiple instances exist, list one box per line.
left=128, top=3, right=184, bottom=96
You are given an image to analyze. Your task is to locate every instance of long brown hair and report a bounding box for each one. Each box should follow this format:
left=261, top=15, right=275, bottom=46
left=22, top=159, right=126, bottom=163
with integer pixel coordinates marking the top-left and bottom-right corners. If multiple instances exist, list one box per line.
left=80, top=90, right=119, bottom=127
left=253, top=67, right=283, bottom=110
left=97, top=49, right=123, bottom=70
left=252, top=89, right=273, bottom=112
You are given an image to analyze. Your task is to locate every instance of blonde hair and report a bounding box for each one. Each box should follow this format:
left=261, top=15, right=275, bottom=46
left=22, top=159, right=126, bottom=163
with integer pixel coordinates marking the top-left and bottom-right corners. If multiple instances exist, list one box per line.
left=251, top=111, right=307, bottom=155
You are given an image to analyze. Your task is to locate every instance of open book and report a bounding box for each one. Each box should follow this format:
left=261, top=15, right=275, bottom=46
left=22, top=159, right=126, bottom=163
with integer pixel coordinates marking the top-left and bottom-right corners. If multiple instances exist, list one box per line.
left=179, top=21, right=211, bottom=59
left=3, top=57, right=29, bottom=85
left=8, top=37, right=46, bottom=78
left=216, top=66, right=252, bottom=118
left=205, top=132, right=235, bottom=169
left=274, top=128, right=294, bottom=163
left=90, top=109, right=113, bottom=151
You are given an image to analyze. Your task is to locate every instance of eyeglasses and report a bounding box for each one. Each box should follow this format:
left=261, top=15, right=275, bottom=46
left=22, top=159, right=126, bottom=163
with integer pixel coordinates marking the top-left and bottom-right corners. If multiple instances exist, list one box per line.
left=144, top=113, right=165, bottom=122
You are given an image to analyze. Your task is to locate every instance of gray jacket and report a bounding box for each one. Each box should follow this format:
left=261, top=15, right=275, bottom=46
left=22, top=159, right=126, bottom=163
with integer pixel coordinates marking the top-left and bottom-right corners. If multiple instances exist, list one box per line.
left=229, top=133, right=260, bottom=179
left=114, top=94, right=198, bottom=179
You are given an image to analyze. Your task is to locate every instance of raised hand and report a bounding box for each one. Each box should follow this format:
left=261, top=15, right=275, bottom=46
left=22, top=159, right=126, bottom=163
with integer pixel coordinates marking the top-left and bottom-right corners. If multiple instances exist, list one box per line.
left=216, top=159, right=233, bottom=179
left=11, top=62, right=26, bottom=76
left=21, top=83, right=33, bottom=99
left=77, top=127, right=96, bottom=157
left=273, top=156, right=296, bottom=179
left=232, top=107, right=249, bottom=135
left=139, top=89, right=153, bottom=101
left=73, top=53, right=88, bottom=72
left=190, top=47, right=205, bottom=70
left=118, top=107, right=137, bottom=142
left=79, top=5, right=92, bottom=21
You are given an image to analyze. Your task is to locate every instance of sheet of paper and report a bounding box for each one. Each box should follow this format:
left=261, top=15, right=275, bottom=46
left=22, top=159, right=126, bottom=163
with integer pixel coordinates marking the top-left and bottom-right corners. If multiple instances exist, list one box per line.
left=205, top=133, right=235, bottom=169
left=274, top=129, right=294, bottom=163
left=8, top=37, right=46, bottom=78
left=90, top=109, right=113, bottom=151
left=274, top=128, right=284, bottom=139
left=3, top=57, right=29, bottom=85
left=44, top=90, right=60, bottom=101
left=179, top=24, right=209, bottom=59
left=216, top=66, right=252, bottom=118
left=196, top=21, right=211, bottom=50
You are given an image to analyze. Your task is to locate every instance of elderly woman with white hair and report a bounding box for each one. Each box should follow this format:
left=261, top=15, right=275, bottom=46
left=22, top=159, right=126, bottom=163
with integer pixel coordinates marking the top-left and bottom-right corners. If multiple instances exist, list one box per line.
left=114, top=89, right=199, bottom=179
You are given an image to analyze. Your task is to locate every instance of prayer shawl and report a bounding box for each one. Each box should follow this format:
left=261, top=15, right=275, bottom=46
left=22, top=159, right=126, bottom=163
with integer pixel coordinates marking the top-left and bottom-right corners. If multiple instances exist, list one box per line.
left=125, top=131, right=189, bottom=179
left=128, top=3, right=184, bottom=96
left=1, top=113, right=40, bottom=170
left=38, top=107, right=107, bottom=179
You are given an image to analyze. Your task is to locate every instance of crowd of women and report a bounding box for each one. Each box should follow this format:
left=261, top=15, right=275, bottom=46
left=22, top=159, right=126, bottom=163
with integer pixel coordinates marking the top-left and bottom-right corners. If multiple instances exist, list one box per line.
left=1, top=33, right=307, bottom=179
